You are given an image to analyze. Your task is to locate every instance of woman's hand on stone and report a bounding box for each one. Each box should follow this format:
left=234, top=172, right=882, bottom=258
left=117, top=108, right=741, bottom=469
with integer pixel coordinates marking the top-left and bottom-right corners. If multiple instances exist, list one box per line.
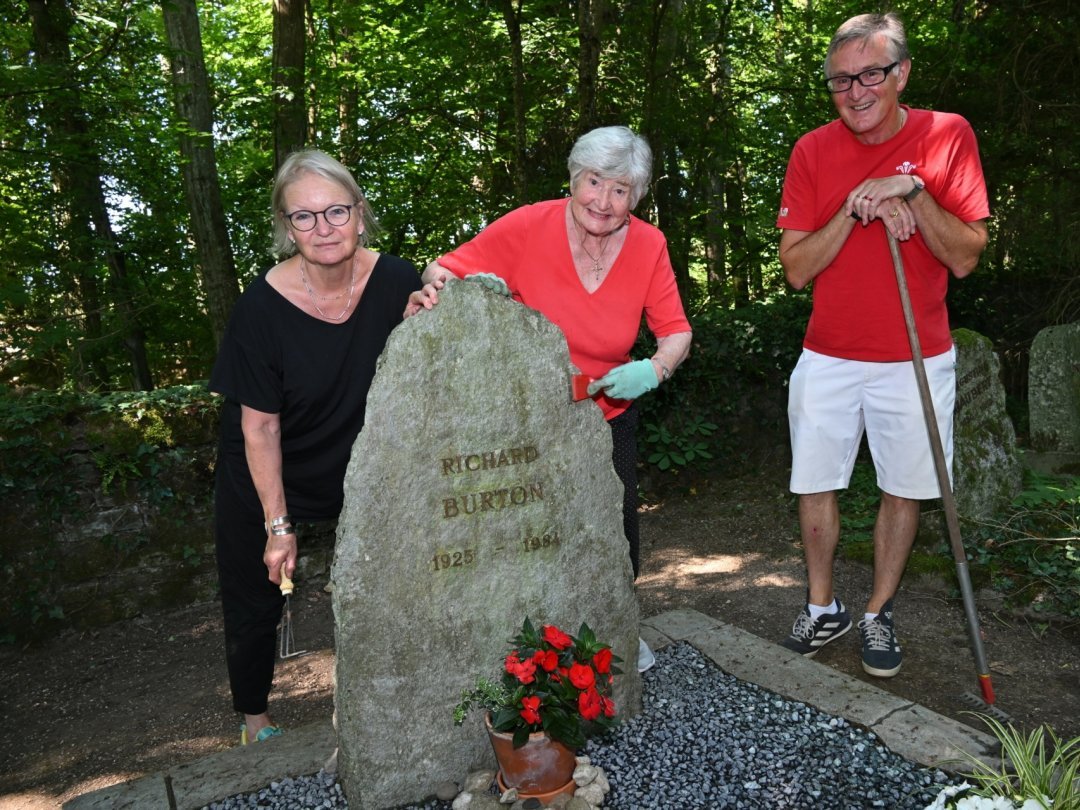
left=403, top=281, right=443, bottom=318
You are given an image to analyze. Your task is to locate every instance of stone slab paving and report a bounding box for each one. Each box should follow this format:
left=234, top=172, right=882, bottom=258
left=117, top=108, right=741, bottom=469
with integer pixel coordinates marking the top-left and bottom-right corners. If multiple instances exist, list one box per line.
left=65, top=609, right=998, bottom=809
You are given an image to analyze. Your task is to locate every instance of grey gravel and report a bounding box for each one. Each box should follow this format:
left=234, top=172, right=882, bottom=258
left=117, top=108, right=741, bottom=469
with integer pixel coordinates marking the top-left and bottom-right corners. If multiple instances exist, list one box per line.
left=202, top=642, right=957, bottom=809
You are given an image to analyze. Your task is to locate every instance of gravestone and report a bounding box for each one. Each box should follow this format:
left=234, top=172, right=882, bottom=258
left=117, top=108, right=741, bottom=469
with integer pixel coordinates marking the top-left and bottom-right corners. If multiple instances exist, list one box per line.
left=332, top=279, right=643, bottom=809
left=1028, top=321, right=1080, bottom=454
left=951, top=329, right=1023, bottom=519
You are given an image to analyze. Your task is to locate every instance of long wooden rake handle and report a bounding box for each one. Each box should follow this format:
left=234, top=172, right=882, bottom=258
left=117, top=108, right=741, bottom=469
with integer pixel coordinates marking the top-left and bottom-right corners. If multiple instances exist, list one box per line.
left=885, top=231, right=995, bottom=706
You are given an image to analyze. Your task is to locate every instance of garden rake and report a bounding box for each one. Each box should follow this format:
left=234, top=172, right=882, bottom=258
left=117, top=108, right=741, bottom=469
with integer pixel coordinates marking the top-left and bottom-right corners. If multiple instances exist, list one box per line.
left=279, top=564, right=309, bottom=660
left=886, top=231, right=1008, bottom=722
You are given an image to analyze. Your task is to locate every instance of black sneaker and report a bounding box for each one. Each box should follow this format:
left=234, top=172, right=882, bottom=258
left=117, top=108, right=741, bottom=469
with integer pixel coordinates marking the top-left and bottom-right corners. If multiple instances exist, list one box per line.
left=859, top=599, right=902, bottom=678
left=780, top=600, right=852, bottom=657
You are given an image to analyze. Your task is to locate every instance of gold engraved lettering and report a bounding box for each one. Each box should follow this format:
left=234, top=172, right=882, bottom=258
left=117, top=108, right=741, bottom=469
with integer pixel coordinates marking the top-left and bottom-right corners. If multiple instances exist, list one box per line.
left=523, top=532, right=561, bottom=552
left=438, top=445, right=540, bottom=475
left=441, top=480, right=545, bottom=519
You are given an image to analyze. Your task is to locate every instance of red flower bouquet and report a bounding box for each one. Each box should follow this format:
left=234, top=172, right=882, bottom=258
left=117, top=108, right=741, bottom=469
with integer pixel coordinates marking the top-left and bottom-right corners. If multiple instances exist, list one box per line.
left=453, top=616, right=622, bottom=749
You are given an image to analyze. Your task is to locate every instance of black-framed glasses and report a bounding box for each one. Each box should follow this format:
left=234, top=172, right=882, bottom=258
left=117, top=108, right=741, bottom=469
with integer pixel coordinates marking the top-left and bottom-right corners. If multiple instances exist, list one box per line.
left=282, top=204, right=354, bottom=231
left=824, top=62, right=899, bottom=93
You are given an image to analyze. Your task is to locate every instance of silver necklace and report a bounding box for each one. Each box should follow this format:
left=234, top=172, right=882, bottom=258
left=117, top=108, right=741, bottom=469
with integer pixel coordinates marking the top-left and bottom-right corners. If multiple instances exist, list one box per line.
left=300, top=256, right=356, bottom=321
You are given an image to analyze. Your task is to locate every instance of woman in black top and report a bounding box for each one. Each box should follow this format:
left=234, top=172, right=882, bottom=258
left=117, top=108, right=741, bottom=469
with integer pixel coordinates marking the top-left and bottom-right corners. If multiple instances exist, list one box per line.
left=211, top=149, right=421, bottom=744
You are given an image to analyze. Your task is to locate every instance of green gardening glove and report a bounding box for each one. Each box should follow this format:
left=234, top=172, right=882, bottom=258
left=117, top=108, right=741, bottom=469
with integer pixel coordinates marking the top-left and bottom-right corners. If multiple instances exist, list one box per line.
left=586, top=359, right=659, bottom=400
left=465, top=272, right=510, bottom=297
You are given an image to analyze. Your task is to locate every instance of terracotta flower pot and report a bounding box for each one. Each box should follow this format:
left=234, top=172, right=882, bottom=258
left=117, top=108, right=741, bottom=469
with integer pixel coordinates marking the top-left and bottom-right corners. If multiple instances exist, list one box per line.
left=484, top=714, right=577, bottom=798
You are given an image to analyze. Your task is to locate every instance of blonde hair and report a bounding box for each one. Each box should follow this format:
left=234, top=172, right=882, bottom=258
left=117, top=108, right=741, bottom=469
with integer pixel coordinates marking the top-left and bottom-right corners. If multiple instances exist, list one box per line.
left=270, top=149, right=380, bottom=256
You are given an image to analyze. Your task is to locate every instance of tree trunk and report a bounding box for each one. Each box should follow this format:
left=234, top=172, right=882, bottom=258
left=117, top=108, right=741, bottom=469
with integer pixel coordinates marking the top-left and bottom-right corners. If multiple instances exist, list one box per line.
left=703, top=0, right=734, bottom=304
left=576, top=0, right=605, bottom=130
left=726, top=156, right=750, bottom=306
left=499, top=0, right=528, bottom=204
left=160, top=0, right=239, bottom=349
left=642, top=0, right=692, bottom=295
left=273, top=0, right=307, bottom=171
left=28, top=0, right=154, bottom=390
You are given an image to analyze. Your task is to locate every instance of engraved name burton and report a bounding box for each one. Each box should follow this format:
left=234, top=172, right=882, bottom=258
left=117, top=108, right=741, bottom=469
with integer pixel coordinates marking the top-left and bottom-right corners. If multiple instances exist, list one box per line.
left=439, top=445, right=545, bottom=518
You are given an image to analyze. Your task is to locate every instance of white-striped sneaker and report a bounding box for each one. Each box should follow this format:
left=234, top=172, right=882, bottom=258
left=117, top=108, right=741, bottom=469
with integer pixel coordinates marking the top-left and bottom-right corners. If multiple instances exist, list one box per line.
left=860, top=599, right=902, bottom=678
left=780, top=600, right=852, bottom=657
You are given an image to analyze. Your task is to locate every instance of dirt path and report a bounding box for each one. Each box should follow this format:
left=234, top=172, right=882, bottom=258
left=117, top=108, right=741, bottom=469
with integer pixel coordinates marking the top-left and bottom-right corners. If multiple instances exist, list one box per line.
left=2, top=464, right=1077, bottom=809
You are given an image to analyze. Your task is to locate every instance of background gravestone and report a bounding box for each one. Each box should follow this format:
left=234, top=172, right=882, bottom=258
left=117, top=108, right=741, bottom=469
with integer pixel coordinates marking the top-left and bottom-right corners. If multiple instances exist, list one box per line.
left=332, top=280, right=643, bottom=809
left=951, top=329, right=1023, bottom=519
left=1028, top=321, right=1080, bottom=454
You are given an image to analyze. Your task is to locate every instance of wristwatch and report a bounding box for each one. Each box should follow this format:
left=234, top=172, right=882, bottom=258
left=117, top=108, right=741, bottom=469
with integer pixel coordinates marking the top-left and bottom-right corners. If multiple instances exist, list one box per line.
left=904, top=176, right=925, bottom=202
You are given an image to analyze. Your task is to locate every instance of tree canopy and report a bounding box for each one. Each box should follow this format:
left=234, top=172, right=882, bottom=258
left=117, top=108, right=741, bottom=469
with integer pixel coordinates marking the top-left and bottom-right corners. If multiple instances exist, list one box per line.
left=1, top=0, right=1076, bottom=391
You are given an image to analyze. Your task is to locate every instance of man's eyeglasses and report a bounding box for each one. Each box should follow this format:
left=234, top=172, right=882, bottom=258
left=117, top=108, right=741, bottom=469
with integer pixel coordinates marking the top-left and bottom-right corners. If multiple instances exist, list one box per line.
left=824, top=62, right=899, bottom=93
left=282, top=204, right=354, bottom=231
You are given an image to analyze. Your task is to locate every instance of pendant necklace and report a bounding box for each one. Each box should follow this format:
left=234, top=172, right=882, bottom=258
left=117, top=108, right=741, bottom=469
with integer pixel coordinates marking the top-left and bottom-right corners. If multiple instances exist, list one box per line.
left=300, top=256, right=357, bottom=321
left=572, top=211, right=610, bottom=277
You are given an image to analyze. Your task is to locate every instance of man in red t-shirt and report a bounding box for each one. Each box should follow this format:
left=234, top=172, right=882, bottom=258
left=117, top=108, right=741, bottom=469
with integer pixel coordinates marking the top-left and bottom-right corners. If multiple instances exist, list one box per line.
left=775, top=13, right=989, bottom=678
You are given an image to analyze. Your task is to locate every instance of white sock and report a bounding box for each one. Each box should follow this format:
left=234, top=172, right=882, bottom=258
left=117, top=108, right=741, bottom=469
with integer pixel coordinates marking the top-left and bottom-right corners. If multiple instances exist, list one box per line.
left=864, top=612, right=878, bottom=623
left=807, top=599, right=838, bottom=620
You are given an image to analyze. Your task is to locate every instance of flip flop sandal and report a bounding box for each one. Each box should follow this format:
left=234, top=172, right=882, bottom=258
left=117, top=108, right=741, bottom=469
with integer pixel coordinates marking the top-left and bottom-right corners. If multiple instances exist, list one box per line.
left=240, top=724, right=284, bottom=745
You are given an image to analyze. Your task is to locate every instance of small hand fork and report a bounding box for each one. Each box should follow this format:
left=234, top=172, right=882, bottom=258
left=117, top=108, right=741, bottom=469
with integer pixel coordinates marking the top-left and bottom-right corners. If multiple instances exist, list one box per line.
left=279, top=565, right=309, bottom=660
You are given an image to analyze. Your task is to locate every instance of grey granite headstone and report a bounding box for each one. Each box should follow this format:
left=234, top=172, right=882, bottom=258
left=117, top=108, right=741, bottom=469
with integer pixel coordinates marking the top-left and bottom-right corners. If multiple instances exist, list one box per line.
left=331, top=279, right=642, bottom=809
left=1028, top=321, right=1080, bottom=453
left=952, top=329, right=1023, bottom=519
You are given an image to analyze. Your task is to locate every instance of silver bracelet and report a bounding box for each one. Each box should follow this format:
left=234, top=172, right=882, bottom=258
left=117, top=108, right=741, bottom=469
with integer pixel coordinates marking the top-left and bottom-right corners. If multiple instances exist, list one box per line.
left=656, top=361, right=672, bottom=382
left=270, top=525, right=296, bottom=537
left=265, top=514, right=293, bottom=535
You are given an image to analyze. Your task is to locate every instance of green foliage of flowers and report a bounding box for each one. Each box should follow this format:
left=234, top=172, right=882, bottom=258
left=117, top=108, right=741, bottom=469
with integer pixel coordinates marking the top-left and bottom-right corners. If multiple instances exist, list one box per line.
left=636, top=294, right=811, bottom=474
left=963, top=471, right=1080, bottom=618
left=927, top=713, right=1079, bottom=809
left=643, top=416, right=717, bottom=471
left=838, top=460, right=881, bottom=547
left=832, top=462, right=1080, bottom=619
left=0, top=384, right=220, bottom=639
left=0, top=384, right=218, bottom=514
left=454, top=617, right=622, bottom=750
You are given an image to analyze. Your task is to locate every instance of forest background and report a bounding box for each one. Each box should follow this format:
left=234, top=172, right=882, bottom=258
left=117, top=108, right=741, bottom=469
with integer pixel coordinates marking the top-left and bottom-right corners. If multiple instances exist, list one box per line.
left=1, top=0, right=1078, bottom=634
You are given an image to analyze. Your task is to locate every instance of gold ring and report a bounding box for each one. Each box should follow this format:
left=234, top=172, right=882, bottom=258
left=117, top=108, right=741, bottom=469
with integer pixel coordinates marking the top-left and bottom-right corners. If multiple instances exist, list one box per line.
left=890, top=210, right=899, bottom=218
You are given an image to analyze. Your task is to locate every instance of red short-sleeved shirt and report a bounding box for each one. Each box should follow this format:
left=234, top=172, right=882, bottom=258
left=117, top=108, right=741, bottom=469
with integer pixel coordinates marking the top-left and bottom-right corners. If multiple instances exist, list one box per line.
left=777, top=107, right=989, bottom=361
left=440, top=198, right=691, bottom=419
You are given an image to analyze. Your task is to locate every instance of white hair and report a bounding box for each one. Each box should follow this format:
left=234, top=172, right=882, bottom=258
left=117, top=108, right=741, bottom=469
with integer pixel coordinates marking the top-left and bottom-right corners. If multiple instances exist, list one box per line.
left=567, top=126, right=653, bottom=208
left=824, top=13, right=910, bottom=76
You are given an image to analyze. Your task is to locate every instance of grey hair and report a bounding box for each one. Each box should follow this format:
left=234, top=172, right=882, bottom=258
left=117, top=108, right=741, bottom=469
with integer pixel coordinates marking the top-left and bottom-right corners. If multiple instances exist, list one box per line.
left=824, top=13, right=910, bottom=77
left=270, top=149, right=381, bottom=256
left=567, top=126, right=653, bottom=208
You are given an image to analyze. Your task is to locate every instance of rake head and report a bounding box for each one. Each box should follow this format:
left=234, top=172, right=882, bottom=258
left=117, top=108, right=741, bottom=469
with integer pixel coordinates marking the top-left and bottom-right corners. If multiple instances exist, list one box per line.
left=958, top=691, right=1012, bottom=724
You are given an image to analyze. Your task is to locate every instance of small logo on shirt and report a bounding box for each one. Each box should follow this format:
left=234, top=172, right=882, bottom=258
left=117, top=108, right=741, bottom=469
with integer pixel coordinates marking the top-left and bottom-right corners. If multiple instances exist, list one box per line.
left=896, top=161, right=918, bottom=175
left=779, top=207, right=789, bottom=217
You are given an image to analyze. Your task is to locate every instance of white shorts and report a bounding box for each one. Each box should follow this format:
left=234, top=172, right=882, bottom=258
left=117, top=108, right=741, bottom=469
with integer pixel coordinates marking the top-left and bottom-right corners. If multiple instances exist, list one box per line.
left=787, top=348, right=956, bottom=499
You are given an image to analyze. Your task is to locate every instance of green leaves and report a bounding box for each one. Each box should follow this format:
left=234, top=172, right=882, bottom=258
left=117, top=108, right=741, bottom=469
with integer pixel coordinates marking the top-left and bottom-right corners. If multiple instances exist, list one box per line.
left=1, top=0, right=1074, bottom=392
left=945, top=713, right=1080, bottom=810
left=643, top=418, right=718, bottom=471
left=454, top=616, right=619, bottom=749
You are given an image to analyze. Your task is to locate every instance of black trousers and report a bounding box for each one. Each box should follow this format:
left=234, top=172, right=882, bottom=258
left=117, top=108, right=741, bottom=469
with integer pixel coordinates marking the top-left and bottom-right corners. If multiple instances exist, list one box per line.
left=608, top=404, right=641, bottom=579
left=214, top=483, right=284, bottom=716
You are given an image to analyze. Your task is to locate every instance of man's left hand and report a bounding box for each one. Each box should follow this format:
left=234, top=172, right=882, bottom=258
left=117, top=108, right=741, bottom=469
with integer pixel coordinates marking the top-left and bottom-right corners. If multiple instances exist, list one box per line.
left=846, top=176, right=918, bottom=241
